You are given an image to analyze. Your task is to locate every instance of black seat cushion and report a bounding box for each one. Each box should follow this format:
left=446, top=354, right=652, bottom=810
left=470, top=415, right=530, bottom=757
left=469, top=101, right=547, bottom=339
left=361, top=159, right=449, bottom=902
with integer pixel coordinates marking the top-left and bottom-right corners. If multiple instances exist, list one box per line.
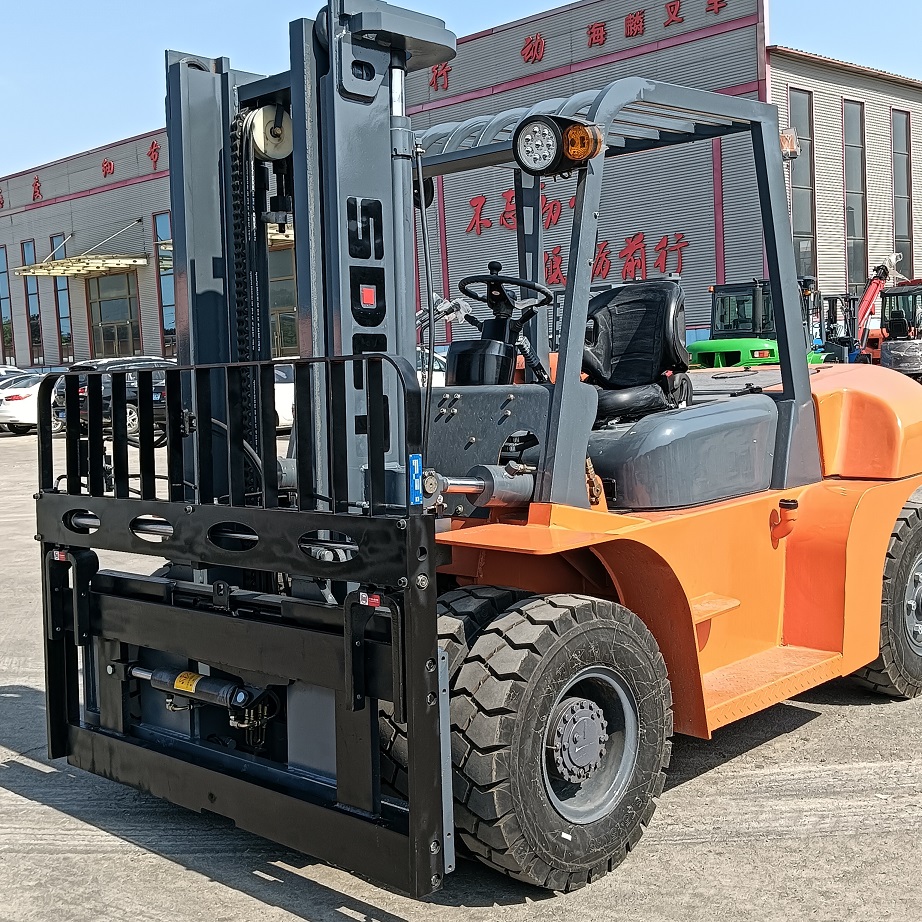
left=594, top=383, right=668, bottom=421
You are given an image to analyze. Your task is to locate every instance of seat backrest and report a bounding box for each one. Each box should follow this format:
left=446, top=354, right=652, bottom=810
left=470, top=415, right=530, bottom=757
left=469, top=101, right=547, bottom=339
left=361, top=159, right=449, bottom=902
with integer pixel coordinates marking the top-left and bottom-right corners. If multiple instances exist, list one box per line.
left=888, top=307, right=911, bottom=340
left=582, top=281, right=689, bottom=389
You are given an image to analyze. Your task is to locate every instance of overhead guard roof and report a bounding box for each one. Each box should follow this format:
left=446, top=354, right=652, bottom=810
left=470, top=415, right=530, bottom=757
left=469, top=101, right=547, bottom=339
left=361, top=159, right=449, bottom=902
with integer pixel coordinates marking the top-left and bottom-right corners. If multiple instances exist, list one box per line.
left=418, top=77, right=762, bottom=177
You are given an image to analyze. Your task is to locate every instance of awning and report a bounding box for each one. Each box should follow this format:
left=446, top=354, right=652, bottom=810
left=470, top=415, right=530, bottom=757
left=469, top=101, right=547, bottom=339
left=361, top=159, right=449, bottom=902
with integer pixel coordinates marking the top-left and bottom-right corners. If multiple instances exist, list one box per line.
left=16, top=254, right=149, bottom=278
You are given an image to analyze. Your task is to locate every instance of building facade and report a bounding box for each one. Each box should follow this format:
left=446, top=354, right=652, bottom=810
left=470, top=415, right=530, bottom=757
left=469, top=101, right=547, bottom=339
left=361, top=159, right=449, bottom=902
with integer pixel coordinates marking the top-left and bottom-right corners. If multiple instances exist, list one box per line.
left=769, top=47, right=922, bottom=296
left=0, top=0, right=920, bottom=366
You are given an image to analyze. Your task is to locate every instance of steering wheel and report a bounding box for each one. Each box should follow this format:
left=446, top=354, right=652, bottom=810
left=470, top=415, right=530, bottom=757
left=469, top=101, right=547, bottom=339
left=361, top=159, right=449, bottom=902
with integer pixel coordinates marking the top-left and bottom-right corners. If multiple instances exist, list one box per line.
left=458, top=261, right=553, bottom=317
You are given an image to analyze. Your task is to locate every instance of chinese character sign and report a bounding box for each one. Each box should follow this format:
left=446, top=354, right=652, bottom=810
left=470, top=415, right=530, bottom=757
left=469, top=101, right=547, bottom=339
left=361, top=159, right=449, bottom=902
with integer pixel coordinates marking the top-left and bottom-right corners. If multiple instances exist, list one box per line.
left=664, top=1, right=684, bottom=26
left=521, top=33, right=546, bottom=64
left=586, top=21, right=608, bottom=47
left=624, top=10, right=646, bottom=38
left=706, top=0, right=728, bottom=13
left=32, top=176, right=42, bottom=202
left=654, top=233, right=689, bottom=274
left=101, top=158, right=115, bottom=177
left=619, top=233, right=648, bottom=280
left=0, top=189, right=4, bottom=210
left=429, top=62, right=451, bottom=92
left=544, top=246, right=567, bottom=285
left=147, top=140, right=161, bottom=170
left=465, top=195, right=493, bottom=235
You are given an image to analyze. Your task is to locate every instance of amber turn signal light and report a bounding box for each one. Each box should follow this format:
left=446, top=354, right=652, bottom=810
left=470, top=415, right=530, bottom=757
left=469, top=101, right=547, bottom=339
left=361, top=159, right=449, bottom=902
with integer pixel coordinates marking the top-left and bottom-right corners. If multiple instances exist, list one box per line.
left=562, top=123, right=604, bottom=164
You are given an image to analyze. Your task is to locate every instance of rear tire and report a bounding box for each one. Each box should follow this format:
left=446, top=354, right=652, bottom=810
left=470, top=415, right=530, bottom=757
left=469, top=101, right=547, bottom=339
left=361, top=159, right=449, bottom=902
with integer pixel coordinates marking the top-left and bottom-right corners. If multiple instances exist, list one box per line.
left=853, top=502, right=922, bottom=698
left=453, top=594, right=672, bottom=891
left=379, top=585, right=529, bottom=796
left=6, top=424, right=33, bottom=435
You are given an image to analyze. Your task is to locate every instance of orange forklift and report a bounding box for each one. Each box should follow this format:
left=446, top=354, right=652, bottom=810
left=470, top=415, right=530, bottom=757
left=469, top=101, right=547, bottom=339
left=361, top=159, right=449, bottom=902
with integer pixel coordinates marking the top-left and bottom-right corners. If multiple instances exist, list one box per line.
left=36, top=1, right=922, bottom=898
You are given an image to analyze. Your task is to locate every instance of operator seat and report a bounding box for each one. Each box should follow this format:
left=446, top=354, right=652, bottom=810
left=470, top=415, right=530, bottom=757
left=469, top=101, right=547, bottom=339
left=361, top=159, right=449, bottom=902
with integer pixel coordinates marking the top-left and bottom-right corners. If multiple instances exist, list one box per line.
left=887, top=307, right=911, bottom=340
left=582, top=279, right=690, bottom=425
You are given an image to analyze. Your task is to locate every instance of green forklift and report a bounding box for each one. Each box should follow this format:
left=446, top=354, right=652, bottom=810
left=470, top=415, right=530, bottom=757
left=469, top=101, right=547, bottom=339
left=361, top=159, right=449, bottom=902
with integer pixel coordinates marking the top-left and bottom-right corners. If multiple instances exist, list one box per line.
left=688, top=276, right=827, bottom=368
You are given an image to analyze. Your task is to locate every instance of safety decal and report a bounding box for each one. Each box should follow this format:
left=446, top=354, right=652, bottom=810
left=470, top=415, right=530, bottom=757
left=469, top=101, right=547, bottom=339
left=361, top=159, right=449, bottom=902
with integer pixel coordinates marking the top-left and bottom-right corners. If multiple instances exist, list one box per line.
left=173, top=671, right=202, bottom=694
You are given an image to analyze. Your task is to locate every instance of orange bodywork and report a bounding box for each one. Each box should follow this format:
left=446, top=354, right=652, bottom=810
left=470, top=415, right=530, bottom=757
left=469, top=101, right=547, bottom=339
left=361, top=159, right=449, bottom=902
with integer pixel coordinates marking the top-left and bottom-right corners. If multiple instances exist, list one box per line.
left=437, top=364, right=922, bottom=738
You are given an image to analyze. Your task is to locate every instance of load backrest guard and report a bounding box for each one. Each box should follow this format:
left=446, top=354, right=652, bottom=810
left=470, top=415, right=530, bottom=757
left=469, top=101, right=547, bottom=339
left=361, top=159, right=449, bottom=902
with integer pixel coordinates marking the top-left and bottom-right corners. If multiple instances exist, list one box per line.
left=37, top=0, right=459, bottom=900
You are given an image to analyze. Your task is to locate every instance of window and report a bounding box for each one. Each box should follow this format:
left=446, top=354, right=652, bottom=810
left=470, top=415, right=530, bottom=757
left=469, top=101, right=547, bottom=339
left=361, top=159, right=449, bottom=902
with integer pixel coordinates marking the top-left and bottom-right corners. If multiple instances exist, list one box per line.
left=154, top=212, right=176, bottom=357
left=268, top=247, right=298, bottom=357
left=0, top=246, right=14, bottom=366
left=893, top=110, right=913, bottom=277
left=87, top=273, right=141, bottom=358
left=844, top=101, right=868, bottom=293
left=713, top=287, right=775, bottom=335
left=21, top=240, right=44, bottom=365
left=788, top=89, right=816, bottom=279
left=50, top=234, right=73, bottom=364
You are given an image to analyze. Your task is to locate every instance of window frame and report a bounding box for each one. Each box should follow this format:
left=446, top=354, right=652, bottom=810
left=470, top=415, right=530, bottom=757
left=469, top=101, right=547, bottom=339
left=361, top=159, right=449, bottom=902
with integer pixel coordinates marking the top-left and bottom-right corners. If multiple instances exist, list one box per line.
left=20, top=239, right=44, bottom=365
left=153, top=211, right=176, bottom=358
left=0, top=244, right=15, bottom=366
left=787, top=86, right=817, bottom=280
left=892, top=108, right=913, bottom=277
left=50, top=233, right=74, bottom=364
left=843, top=99, right=869, bottom=294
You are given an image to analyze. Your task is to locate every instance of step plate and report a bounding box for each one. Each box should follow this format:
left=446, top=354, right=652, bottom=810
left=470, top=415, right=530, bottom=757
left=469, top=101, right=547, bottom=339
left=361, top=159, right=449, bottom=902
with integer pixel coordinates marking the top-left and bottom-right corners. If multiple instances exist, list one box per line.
left=703, top=646, right=842, bottom=731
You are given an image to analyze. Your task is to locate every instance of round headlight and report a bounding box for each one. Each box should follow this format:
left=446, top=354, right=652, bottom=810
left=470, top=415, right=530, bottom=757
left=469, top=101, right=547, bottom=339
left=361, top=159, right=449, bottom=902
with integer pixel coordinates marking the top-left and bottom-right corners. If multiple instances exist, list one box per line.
left=513, top=117, right=562, bottom=176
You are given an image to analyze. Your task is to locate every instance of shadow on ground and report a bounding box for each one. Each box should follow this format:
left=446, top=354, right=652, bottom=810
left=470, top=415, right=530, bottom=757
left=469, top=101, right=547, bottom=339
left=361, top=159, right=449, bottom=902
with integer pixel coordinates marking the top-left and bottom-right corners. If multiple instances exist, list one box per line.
left=0, top=685, right=541, bottom=919
left=0, top=678, right=883, bottom=917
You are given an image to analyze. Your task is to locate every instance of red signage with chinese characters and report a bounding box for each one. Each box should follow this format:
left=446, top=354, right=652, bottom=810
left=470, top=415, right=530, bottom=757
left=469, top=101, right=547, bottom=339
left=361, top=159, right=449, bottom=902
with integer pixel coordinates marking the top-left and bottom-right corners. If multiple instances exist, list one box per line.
left=101, top=158, right=115, bottom=177
left=587, top=21, right=608, bottom=47
left=429, top=62, right=451, bottom=91
left=664, top=1, right=685, bottom=26
left=147, top=140, right=161, bottom=170
left=0, top=189, right=4, bottom=210
left=624, top=11, right=646, bottom=38
left=32, top=177, right=42, bottom=202
left=521, top=33, right=546, bottom=64
left=461, top=188, right=691, bottom=285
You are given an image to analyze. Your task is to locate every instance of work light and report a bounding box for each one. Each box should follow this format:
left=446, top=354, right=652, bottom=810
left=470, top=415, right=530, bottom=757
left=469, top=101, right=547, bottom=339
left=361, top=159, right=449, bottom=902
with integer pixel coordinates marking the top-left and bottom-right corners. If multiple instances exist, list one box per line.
left=512, top=116, right=604, bottom=176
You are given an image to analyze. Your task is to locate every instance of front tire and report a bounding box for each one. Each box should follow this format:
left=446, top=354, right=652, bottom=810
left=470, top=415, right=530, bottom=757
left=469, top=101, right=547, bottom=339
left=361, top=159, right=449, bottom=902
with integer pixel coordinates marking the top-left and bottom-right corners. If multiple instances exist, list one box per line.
left=379, top=585, right=529, bottom=796
left=453, top=594, right=672, bottom=891
left=853, top=502, right=922, bottom=697
left=6, top=424, right=33, bottom=435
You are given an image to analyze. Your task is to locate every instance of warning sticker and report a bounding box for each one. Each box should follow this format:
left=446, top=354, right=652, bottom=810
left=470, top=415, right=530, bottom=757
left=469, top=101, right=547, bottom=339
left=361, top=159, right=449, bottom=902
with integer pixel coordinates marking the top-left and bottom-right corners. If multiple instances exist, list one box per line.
left=173, top=671, right=202, bottom=694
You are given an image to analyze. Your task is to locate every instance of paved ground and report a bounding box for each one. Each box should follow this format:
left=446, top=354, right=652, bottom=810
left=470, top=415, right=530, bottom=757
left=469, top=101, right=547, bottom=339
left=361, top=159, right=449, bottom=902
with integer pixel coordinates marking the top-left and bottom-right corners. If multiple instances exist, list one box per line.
left=1, top=429, right=921, bottom=922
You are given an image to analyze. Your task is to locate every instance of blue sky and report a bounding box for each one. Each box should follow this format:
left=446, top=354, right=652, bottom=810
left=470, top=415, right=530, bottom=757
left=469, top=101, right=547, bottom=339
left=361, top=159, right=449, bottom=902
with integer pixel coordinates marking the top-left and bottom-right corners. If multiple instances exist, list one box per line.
left=0, top=0, right=919, bottom=176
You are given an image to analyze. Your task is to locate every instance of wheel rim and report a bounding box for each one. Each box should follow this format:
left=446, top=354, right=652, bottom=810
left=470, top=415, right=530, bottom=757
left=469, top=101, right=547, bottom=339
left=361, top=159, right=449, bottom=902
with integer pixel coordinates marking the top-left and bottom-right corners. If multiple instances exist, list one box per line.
left=125, top=405, right=139, bottom=434
left=541, top=665, right=640, bottom=825
left=51, top=417, right=64, bottom=433
left=903, top=553, right=922, bottom=655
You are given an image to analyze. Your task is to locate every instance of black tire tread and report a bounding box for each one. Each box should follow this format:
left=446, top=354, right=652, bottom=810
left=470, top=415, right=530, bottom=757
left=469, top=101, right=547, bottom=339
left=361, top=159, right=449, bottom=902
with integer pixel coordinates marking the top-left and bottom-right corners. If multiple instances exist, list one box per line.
left=853, top=501, right=922, bottom=698
left=379, top=585, right=529, bottom=795
left=453, top=593, right=672, bottom=892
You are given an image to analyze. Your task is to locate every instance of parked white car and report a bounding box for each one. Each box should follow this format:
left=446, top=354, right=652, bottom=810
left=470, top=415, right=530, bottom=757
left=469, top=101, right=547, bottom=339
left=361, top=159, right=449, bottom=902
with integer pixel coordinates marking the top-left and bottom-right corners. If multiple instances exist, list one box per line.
left=0, top=374, right=53, bottom=435
left=274, top=364, right=295, bottom=429
left=0, top=366, right=24, bottom=382
left=417, top=348, right=447, bottom=386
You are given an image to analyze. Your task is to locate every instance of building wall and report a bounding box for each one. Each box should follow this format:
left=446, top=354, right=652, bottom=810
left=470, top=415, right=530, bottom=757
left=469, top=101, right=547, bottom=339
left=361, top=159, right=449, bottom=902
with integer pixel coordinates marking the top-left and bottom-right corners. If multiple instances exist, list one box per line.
left=408, top=0, right=767, bottom=337
left=0, top=130, right=170, bottom=367
left=769, top=49, right=922, bottom=294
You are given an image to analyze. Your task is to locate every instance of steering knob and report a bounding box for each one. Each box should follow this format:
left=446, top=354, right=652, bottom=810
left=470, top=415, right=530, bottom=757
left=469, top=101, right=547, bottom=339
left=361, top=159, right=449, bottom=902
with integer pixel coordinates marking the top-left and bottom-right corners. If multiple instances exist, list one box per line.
left=488, top=260, right=502, bottom=276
